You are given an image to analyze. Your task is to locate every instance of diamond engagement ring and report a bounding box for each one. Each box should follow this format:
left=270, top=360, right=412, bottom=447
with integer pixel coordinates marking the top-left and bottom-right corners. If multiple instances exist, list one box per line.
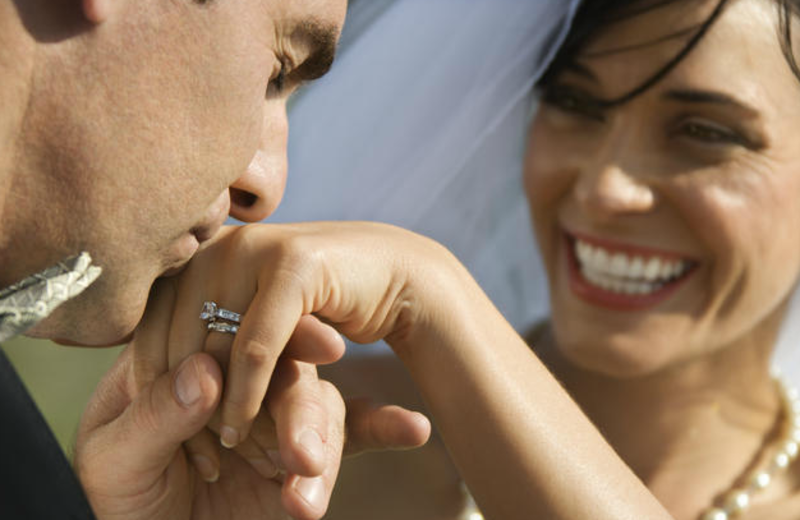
left=200, top=301, right=242, bottom=324
left=206, top=321, right=240, bottom=335
left=200, top=301, right=241, bottom=335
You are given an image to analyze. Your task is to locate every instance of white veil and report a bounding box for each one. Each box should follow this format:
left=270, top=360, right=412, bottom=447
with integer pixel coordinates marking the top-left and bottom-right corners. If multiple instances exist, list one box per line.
left=270, top=0, right=800, bottom=381
left=272, top=0, right=580, bottom=353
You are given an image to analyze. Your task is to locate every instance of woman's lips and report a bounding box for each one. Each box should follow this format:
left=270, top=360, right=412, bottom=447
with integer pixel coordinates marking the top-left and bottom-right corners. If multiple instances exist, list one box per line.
left=564, top=231, right=698, bottom=311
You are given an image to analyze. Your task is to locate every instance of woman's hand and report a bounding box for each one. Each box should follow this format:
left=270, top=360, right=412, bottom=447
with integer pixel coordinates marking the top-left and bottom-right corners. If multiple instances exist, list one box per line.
left=74, top=226, right=433, bottom=520
left=162, top=222, right=451, bottom=452
left=162, top=222, right=673, bottom=520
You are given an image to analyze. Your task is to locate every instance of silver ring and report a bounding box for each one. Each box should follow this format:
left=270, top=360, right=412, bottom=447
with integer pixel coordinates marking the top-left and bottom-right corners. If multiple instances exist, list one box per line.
left=207, top=321, right=239, bottom=335
left=200, top=301, right=241, bottom=324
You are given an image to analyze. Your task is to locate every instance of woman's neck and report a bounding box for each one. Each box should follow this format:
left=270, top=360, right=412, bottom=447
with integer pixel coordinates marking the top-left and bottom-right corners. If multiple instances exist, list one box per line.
left=536, top=316, right=784, bottom=519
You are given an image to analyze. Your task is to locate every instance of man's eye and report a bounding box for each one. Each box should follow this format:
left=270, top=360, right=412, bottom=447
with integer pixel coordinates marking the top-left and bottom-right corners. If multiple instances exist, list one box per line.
left=266, top=62, right=288, bottom=98
left=680, top=120, right=743, bottom=145
left=541, top=85, right=606, bottom=122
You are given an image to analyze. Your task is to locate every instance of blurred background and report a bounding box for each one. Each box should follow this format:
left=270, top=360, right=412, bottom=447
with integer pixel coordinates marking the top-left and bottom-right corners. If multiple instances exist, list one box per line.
left=1, top=339, right=122, bottom=458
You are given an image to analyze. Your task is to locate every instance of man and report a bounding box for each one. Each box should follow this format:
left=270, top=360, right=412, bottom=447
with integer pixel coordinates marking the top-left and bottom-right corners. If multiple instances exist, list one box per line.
left=0, top=1, right=428, bottom=519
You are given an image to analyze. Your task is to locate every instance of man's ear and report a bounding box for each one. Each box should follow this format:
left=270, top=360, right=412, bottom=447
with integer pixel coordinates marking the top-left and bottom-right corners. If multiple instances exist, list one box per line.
left=81, top=0, right=114, bottom=24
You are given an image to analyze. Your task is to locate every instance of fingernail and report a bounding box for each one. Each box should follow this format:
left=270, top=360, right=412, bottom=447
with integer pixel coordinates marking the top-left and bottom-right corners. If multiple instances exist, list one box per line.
left=192, top=454, right=219, bottom=483
left=248, top=457, right=279, bottom=479
left=298, top=428, right=324, bottom=463
left=220, top=426, right=239, bottom=449
left=293, top=476, right=326, bottom=509
left=175, top=361, right=201, bottom=407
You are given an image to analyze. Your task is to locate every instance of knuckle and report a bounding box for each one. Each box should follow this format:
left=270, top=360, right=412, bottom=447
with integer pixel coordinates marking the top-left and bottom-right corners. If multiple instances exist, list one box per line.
left=131, top=390, right=164, bottom=437
left=287, top=395, right=329, bottom=423
left=269, top=235, right=323, bottom=287
left=319, top=380, right=346, bottom=417
left=233, top=338, right=275, bottom=369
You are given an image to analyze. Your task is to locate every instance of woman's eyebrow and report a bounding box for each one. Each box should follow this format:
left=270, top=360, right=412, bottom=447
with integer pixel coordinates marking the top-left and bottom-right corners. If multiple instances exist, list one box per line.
left=564, top=61, right=599, bottom=83
left=290, top=20, right=339, bottom=82
left=663, top=88, right=760, bottom=117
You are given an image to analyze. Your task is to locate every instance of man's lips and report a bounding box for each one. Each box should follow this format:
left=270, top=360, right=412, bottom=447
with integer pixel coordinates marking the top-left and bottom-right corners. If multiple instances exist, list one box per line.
left=161, top=194, right=230, bottom=278
left=564, top=231, right=698, bottom=311
left=192, top=191, right=231, bottom=243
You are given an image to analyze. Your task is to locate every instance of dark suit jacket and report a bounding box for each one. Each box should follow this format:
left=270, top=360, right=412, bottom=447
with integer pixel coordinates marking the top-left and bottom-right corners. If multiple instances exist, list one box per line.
left=0, top=348, right=95, bottom=520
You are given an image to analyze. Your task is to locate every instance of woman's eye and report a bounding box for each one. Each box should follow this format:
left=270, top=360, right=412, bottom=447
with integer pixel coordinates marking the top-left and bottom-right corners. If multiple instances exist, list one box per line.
left=680, top=120, right=743, bottom=146
left=541, top=86, right=606, bottom=122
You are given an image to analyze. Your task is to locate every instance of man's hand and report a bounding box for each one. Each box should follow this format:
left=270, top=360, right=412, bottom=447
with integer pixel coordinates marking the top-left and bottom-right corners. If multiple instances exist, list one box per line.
left=74, top=230, right=432, bottom=520
left=74, top=277, right=346, bottom=520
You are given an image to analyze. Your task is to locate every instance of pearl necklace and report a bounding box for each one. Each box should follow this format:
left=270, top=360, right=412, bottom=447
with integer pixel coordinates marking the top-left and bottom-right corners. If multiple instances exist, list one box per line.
left=699, top=374, right=800, bottom=520
left=458, top=375, right=800, bottom=520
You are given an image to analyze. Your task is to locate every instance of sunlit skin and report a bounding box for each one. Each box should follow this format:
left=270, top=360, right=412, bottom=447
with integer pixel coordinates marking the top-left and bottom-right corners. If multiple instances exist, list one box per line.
left=3, top=0, right=347, bottom=346
left=527, top=0, right=800, bottom=378
left=525, top=0, right=800, bottom=516
left=319, top=1, right=800, bottom=519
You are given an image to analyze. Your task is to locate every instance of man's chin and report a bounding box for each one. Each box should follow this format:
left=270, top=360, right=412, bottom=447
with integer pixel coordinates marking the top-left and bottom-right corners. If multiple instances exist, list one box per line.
left=48, top=334, right=133, bottom=348
left=26, top=313, right=137, bottom=348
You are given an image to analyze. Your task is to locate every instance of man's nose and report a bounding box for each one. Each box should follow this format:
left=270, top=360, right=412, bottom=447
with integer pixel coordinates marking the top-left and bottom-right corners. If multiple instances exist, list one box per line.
left=228, top=104, right=289, bottom=223
left=574, top=160, right=655, bottom=222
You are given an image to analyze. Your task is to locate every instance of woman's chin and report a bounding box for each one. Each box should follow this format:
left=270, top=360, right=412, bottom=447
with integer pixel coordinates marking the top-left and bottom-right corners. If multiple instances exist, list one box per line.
left=550, top=321, right=683, bottom=379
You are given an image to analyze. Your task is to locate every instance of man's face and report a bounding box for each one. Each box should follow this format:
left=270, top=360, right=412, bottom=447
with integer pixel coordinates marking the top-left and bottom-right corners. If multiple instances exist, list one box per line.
left=16, top=0, right=347, bottom=344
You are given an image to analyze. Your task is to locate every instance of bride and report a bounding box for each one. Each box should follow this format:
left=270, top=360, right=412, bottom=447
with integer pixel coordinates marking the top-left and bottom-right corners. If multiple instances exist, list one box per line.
left=276, top=0, right=800, bottom=519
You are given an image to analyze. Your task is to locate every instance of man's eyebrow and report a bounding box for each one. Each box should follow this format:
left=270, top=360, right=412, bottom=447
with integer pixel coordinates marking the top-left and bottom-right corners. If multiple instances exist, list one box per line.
left=289, top=20, right=339, bottom=83
left=663, top=89, right=759, bottom=117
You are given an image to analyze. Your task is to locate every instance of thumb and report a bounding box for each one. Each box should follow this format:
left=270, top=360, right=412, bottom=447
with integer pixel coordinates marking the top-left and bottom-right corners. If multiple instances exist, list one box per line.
left=102, top=353, right=223, bottom=483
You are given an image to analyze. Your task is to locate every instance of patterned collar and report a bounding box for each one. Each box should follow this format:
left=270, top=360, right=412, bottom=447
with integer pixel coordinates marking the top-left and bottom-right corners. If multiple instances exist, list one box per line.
left=0, top=253, right=102, bottom=342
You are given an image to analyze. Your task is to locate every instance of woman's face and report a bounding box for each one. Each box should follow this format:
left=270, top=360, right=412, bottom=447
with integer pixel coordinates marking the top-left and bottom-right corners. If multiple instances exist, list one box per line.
left=525, top=0, right=800, bottom=377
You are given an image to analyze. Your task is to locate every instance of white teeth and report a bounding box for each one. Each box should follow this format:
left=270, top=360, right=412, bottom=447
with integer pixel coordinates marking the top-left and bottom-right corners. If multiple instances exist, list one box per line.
left=610, top=254, right=628, bottom=277
left=659, top=261, right=673, bottom=279
left=594, top=249, right=609, bottom=272
left=644, top=258, right=661, bottom=281
left=573, top=238, right=691, bottom=295
left=629, top=257, right=645, bottom=278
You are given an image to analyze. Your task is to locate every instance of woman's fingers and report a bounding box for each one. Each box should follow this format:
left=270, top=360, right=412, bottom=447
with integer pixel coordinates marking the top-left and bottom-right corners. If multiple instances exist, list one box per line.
left=280, top=378, right=346, bottom=520
left=267, top=359, right=331, bottom=478
left=184, top=429, right=221, bottom=483
left=286, top=315, right=346, bottom=365
left=217, top=247, right=311, bottom=448
left=343, top=398, right=431, bottom=456
left=232, top=435, right=282, bottom=480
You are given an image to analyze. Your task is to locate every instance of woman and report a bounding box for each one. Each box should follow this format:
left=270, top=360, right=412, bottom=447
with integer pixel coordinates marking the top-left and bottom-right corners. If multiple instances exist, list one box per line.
left=309, top=0, right=800, bottom=519
left=119, top=0, right=800, bottom=519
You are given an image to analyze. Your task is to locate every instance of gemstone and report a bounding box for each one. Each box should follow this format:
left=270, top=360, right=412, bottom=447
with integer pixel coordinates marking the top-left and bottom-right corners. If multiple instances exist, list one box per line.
left=200, top=301, right=218, bottom=321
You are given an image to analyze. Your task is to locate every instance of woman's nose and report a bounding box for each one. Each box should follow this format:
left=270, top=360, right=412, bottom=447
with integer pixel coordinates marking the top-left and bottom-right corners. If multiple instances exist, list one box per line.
left=228, top=103, right=289, bottom=223
left=574, top=162, right=655, bottom=222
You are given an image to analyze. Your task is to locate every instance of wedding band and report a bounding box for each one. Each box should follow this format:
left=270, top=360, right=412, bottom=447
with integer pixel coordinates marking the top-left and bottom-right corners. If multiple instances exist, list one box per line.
left=207, top=321, right=239, bottom=335
left=200, top=301, right=241, bottom=324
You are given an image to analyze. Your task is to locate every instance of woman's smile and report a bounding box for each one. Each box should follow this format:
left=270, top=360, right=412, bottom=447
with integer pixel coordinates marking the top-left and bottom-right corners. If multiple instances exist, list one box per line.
left=564, top=230, right=698, bottom=310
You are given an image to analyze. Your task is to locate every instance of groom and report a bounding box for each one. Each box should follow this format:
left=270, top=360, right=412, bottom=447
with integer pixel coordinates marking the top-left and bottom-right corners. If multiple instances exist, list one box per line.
left=0, top=1, right=424, bottom=519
